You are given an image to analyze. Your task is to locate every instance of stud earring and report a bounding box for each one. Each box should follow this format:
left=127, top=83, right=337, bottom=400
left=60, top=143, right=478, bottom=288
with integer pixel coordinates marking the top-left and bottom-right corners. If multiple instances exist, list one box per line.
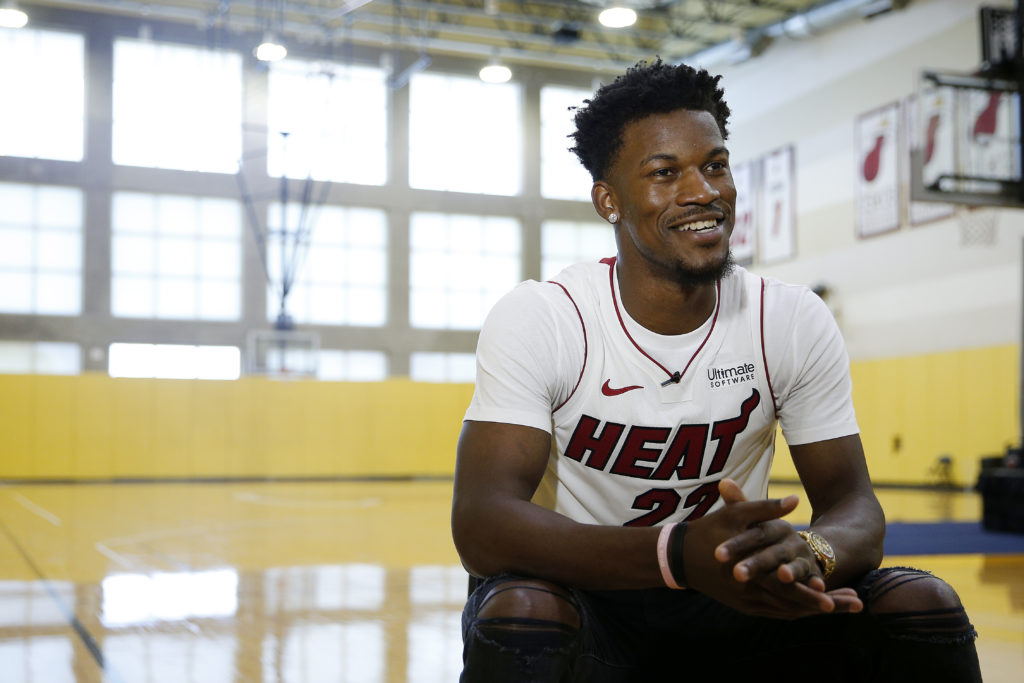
left=608, top=213, right=618, bottom=224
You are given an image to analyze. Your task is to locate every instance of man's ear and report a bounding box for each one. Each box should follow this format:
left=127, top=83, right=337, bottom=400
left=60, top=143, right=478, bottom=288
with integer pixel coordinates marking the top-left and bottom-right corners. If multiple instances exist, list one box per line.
left=591, top=181, right=618, bottom=223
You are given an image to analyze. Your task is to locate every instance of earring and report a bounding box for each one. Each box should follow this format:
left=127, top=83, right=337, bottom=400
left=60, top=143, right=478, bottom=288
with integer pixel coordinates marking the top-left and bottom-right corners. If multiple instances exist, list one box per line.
left=608, top=213, right=618, bottom=224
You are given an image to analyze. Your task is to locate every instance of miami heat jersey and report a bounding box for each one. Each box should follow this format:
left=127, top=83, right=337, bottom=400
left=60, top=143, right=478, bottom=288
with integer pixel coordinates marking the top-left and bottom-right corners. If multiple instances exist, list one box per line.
left=465, top=258, right=858, bottom=528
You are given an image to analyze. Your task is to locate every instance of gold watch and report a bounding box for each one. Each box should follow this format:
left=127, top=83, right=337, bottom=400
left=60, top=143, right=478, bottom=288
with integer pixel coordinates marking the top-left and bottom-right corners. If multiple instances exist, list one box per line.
left=797, top=530, right=836, bottom=579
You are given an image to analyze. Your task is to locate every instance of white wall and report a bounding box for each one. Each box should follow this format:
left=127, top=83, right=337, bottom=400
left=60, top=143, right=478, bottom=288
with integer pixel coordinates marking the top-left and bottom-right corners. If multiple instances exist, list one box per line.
left=714, top=0, right=1021, bottom=360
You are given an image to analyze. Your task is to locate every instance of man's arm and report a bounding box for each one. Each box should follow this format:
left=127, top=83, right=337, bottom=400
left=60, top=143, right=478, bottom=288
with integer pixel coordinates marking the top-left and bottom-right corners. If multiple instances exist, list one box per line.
left=791, top=433, right=885, bottom=585
left=451, top=419, right=664, bottom=588
left=712, top=434, right=884, bottom=595
left=451, top=419, right=855, bottom=617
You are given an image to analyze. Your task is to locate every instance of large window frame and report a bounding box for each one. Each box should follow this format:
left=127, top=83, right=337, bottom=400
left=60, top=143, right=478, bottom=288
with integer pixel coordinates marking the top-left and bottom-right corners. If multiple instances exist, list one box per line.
left=1, top=7, right=601, bottom=382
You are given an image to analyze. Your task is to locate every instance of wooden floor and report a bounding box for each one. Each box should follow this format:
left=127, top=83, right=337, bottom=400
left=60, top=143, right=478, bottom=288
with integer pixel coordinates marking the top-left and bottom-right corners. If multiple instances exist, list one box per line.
left=0, top=480, right=1021, bottom=682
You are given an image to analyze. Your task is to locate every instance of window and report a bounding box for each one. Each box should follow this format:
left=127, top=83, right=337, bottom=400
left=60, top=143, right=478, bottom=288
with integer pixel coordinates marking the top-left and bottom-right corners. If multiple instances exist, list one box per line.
left=0, top=183, right=82, bottom=315
left=409, top=352, right=476, bottom=383
left=409, top=213, right=520, bottom=330
left=108, top=343, right=241, bottom=380
left=317, top=350, right=388, bottom=381
left=409, top=73, right=522, bottom=195
left=0, top=342, right=80, bottom=375
left=540, top=85, right=593, bottom=201
left=267, top=59, right=388, bottom=185
left=0, top=28, right=84, bottom=161
left=111, top=192, right=241, bottom=320
left=541, top=219, right=617, bottom=280
left=265, top=205, right=387, bottom=326
left=112, top=38, right=242, bottom=173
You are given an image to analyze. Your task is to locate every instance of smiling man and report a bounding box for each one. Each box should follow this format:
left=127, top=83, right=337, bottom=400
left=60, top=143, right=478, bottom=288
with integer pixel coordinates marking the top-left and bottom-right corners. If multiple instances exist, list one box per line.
left=451, top=60, right=981, bottom=682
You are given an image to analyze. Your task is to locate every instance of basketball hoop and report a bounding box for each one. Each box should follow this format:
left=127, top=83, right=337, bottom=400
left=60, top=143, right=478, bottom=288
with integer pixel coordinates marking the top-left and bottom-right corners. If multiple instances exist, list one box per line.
left=956, top=205, right=999, bottom=247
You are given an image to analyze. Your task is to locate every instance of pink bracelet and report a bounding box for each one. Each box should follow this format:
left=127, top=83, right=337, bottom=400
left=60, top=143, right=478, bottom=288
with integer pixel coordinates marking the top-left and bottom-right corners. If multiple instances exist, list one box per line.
left=657, top=522, right=684, bottom=589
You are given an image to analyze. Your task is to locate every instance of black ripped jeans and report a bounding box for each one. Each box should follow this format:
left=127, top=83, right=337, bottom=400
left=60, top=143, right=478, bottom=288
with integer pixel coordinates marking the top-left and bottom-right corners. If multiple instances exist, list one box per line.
left=460, top=568, right=982, bottom=683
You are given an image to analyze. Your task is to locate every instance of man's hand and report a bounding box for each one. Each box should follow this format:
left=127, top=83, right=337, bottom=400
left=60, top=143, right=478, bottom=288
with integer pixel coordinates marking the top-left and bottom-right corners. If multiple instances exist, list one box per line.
left=683, top=479, right=863, bottom=619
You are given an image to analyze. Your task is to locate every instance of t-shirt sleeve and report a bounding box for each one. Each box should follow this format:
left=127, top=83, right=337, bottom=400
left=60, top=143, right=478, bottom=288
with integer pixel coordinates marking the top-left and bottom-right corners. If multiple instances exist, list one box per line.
left=463, top=281, right=583, bottom=433
left=769, top=286, right=860, bottom=446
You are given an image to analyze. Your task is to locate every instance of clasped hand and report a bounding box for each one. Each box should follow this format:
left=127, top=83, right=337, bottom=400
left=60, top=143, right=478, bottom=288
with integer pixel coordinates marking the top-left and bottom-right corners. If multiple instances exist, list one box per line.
left=683, top=479, right=863, bottom=619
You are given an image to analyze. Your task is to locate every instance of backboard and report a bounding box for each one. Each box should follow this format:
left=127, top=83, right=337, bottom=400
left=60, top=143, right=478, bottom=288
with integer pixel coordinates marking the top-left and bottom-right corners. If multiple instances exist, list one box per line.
left=909, top=70, right=1023, bottom=208
left=246, top=329, right=319, bottom=379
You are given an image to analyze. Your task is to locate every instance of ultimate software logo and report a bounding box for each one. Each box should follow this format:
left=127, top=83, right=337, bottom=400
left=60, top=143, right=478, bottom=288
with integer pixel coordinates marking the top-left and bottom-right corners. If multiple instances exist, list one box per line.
left=707, top=362, right=755, bottom=389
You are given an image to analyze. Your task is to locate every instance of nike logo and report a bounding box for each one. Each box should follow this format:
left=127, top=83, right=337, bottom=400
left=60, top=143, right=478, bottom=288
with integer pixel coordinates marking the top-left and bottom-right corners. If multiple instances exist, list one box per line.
left=601, top=379, right=643, bottom=396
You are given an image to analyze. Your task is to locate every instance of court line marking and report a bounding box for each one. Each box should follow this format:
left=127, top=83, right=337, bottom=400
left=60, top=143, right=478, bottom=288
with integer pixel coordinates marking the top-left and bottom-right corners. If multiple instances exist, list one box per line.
left=0, top=518, right=127, bottom=683
left=232, top=491, right=382, bottom=508
left=94, top=517, right=339, bottom=571
left=94, top=542, right=139, bottom=571
left=12, top=493, right=62, bottom=526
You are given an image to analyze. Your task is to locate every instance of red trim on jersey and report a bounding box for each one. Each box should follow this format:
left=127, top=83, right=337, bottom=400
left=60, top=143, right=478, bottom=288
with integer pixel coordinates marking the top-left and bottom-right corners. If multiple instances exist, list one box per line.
left=759, top=278, right=779, bottom=416
left=548, top=280, right=587, bottom=413
left=604, top=257, right=721, bottom=384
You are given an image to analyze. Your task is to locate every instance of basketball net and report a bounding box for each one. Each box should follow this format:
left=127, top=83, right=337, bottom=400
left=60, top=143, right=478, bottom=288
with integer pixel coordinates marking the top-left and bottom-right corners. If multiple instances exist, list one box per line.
left=956, top=206, right=999, bottom=247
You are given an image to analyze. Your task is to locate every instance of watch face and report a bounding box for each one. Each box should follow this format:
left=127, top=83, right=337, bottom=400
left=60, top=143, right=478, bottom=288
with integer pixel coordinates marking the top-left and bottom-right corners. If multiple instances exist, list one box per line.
left=800, top=531, right=836, bottom=578
left=813, top=533, right=835, bottom=559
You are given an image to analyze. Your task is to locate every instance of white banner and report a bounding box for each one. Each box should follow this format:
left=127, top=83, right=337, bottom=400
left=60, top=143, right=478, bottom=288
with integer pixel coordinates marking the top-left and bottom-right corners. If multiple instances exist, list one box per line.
left=856, top=102, right=901, bottom=237
left=729, top=160, right=756, bottom=264
left=758, top=146, right=795, bottom=264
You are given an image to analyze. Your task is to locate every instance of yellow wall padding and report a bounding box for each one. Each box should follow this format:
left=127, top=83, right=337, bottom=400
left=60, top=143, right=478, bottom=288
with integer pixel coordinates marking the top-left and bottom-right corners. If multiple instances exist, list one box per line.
left=770, top=344, right=1019, bottom=487
left=0, top=344, right=1018, bottom=485
left=0, top=376, right=474, bottom=480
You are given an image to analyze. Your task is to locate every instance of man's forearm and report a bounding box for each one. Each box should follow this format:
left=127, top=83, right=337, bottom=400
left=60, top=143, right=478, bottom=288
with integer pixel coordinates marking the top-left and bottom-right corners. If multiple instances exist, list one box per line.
left=806, top=492, right=885, bottom=587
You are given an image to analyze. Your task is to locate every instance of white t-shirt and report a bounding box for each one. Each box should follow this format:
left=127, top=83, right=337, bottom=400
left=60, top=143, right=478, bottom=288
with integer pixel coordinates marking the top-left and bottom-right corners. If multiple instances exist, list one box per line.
left=465, top=259, right=858, bottom=526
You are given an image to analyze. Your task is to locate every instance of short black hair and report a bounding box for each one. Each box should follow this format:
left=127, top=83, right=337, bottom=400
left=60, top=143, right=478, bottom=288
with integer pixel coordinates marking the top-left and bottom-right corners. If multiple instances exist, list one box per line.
left=570, top=58, right=731, bottom=181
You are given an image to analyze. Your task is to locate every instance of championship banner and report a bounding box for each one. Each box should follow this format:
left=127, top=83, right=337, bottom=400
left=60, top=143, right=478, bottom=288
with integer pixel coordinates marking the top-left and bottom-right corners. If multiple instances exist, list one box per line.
left=856, top=102, right=901, bottom=237
left=757, top=145, right=794, bottom=264
left=729, top=160, right=756, bottom=265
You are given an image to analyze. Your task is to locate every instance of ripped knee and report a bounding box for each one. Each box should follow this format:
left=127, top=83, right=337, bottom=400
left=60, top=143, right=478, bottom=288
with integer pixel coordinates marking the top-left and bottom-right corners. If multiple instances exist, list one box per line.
left=860, top=567, right=977, bottom=644
left=477, top=579, right=581, bottom=629
left=466, top=580, right=581, bottom=674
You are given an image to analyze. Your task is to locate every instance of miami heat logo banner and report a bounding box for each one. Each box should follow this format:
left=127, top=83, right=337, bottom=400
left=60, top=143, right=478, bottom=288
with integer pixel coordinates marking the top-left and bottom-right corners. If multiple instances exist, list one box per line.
left=958, top=87, right=1021, bottom=186
left=757, top=145, right=794, bottom=264
left=728, top=160, right=756, bottom=265
left=903, top=93, right=954, bottom=225
left=856, top=102, right=901, bottom=238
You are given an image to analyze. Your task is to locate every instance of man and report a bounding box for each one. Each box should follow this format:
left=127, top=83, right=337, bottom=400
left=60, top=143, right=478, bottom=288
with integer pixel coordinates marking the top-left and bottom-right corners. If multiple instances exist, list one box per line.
left=451, top=59, right=981, bottom=682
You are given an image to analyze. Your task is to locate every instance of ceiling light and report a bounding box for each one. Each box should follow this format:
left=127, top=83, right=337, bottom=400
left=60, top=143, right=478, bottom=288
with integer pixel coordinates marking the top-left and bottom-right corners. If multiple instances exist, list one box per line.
left=0, top=4, right=28, bottom=28
left=254, top=34, right=287, bottom=62
left=479, top=63, right=512, bottom=84
left=599, top=7, right=637, bottom=28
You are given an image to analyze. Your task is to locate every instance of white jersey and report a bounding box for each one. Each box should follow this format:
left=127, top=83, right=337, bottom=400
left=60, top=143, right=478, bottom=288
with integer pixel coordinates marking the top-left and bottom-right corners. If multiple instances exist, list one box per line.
left=465, top=258, right=858, bottom=527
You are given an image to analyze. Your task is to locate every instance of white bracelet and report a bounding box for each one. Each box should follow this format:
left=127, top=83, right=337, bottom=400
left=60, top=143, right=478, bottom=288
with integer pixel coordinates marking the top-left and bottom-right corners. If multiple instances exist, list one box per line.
left=657, top=522, right=684, bottom=589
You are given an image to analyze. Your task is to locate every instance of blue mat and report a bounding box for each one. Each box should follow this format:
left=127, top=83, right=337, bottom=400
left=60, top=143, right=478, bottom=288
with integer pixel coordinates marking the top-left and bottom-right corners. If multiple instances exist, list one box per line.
left=883, top=521, right=1024, bottom=556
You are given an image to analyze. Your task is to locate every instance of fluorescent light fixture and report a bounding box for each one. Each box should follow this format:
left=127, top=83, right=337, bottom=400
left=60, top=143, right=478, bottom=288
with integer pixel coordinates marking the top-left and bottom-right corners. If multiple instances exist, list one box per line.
left=479, top=63, right=512, bottom=83
left=254, top=34, right=287, bottom=62
left=599, top=7, right=637, bottom=28
left=0, top=6, right=28, bottom=28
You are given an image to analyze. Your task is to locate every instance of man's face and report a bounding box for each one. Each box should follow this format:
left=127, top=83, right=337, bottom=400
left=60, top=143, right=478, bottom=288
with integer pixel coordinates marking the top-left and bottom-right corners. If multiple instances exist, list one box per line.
left=602, top=108, right=736, bottom=286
